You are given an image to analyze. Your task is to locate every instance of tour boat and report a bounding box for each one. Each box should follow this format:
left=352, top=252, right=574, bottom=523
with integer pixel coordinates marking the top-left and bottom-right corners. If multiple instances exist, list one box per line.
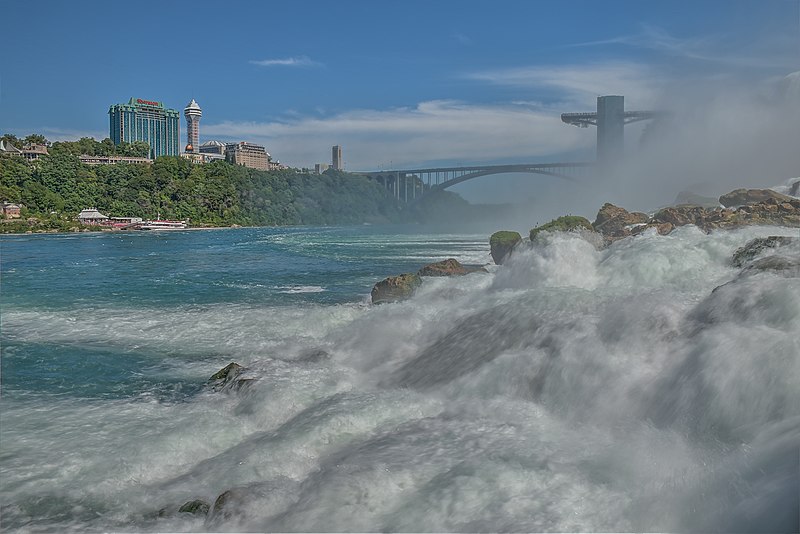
left=139, top=219, right=188, bottom=230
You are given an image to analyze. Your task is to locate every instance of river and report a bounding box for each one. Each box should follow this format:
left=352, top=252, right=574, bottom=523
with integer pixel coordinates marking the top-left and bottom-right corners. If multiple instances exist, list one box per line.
left=1, top=224, right=798, bottom=532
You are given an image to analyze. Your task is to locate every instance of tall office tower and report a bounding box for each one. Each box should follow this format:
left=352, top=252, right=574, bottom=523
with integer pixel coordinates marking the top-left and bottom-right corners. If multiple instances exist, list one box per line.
left=183, top=99, right=202, bottom=153
left=109, top=97, right=180, bottom=158
left=332, top=145, right=343, bottom=170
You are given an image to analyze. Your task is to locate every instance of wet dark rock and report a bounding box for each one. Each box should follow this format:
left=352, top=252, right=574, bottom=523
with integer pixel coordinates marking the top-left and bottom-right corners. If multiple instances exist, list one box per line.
left=179, top=499, right=210, bottom=516
left=489, top=231, right=521, bottom=265
left=719, top=188, right=794, bottom=207
left=205, top=480, right=299, bottom=528
left=592, top=204, right=648, bottom=241
left=371, top=273, right=422, bottom=304
left=790, top=180, right=800, bottom=197
left=418, top=258, right=469, bottom=277
left=208, top=489, right=245, bottom=524
left=653, top=206, right=707, bottom=227
left=530, top=215, right=594, bottom=240
left=743, top=255, right=800, bottom=276
left=207, top=362, right=244, bottom=391
left=731, top=236, right=797, bottom=267
left=631, top=221, right=676, bottom=237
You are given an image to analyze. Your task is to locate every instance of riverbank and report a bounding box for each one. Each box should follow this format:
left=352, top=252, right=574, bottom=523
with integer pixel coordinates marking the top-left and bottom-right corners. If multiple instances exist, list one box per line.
left=0, top=219, right=253, bottom=235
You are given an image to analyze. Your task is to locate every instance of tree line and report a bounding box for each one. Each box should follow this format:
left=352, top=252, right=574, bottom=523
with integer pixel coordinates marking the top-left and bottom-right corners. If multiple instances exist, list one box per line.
left=0, top=135, right=412, bottom=227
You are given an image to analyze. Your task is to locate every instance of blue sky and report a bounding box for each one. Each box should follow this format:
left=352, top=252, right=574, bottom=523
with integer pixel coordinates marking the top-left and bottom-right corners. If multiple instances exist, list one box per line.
left=1, top=0, right=798, bottom=203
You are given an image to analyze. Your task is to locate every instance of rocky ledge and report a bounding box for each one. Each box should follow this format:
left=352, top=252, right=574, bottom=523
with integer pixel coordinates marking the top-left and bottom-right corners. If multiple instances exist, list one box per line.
left=485, top=187, right=800, bottom=264
left=371, top=273, right=423, bottom=304
left=371, top=258, right=487, bottom=304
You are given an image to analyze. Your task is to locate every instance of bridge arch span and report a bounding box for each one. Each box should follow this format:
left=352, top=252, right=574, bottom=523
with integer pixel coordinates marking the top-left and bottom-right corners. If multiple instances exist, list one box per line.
left=430, top=166, right=580, bottom=191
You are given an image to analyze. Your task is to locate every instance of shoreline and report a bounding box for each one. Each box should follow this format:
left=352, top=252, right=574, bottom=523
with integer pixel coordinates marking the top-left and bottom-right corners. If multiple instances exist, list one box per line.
left=0, top=224, right=250, bottom=237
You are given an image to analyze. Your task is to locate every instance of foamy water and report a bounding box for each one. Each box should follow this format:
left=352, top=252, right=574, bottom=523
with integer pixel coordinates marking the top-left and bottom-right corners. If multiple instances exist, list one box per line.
left=1, top=224, right=798, bottom=532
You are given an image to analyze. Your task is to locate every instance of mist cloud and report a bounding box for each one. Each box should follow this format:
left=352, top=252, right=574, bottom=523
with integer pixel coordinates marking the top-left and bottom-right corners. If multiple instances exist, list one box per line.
left=203, top=100, right=591, bottom=169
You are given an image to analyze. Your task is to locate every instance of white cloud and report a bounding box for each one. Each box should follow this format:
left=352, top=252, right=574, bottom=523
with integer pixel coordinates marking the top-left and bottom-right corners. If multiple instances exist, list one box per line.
left=205, top=60, right=673, bottom=169
left=466, top=62, right=662, bottom=109
left=453, top=32, right=472, bottom=45
left=249, top=56, right=321, bottom=68
left=568, top=24, right=797, bottom=71
left=203, top=100, right=593, bottom=169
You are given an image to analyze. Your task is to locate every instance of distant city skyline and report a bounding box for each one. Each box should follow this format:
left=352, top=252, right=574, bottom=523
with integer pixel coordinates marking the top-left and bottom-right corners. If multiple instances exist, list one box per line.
left=1, top=1, right=798, bottom=202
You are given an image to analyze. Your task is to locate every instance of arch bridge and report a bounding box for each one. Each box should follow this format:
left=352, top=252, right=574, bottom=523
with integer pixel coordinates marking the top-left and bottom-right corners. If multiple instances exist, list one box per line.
left=360, top=162, right=594, bottom=202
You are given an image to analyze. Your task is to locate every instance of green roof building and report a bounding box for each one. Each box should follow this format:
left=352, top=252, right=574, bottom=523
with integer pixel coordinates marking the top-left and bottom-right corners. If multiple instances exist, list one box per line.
left=109, top=98, right=180, bottom=158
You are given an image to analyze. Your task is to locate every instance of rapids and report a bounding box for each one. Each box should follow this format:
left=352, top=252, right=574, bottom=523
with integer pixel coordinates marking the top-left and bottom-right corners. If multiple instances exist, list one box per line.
left=1, top=224, right=798, bottom=532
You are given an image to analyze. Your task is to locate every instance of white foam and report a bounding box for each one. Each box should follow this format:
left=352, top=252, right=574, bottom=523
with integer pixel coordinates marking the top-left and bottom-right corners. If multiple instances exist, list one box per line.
left=3, top=225, right=799, bottom=532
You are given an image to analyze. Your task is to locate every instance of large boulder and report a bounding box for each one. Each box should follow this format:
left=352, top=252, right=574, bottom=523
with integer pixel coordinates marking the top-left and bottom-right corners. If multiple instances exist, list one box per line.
left=530, top=215, right=594, bottom=240
left=591, top=204, right=649, bottom=241
left=652, top=205, right=707, bottom=227
left=731, top=236, right=798, bottom=267
left=418, top=258, right=469, bottom=277
left=719, top=188, right=794, bottom=207
left=489, top=231, right=521, bottom=265
left=371, top=273, right=422, bottom=304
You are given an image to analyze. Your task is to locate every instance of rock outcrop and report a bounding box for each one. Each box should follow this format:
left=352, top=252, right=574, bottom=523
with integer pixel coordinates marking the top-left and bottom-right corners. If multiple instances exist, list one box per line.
left=591, top=204, right=648, bottom=241
left=731, top=236, right=797, bottom=267
left=595, top=195, right=800, bottom=245
left=719, top=188, right=794, bottom=207
left=179, top=500, right=210, bottom=516
left=489, top=231, right=521, bottom=265
left=743, top=255, right=800, bottom=276
left=207, top=362, right=255, bottom=392
left=530, top=215, right=594, bottom=240
left=418, top=258, right=469, bottom=277
left=371, top=273, right=422, bottom=304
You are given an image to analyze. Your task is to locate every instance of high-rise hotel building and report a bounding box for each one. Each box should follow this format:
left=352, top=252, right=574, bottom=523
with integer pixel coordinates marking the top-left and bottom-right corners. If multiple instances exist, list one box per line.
left=109, top=97, right=180, bottom=158
left=183, top=99, right=202, bottom=153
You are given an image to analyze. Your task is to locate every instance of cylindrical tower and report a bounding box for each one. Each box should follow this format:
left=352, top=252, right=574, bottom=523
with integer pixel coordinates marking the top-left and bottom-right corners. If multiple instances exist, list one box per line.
left=183, top=99, right=202, bottom=153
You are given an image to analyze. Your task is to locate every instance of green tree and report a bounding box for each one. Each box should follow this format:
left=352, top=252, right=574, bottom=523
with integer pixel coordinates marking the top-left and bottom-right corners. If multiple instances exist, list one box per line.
left=0, top=156, right=30, bottom=202
left=23, top=134, right=49, bottom=147
left=1, top=133, right=21, bottom=148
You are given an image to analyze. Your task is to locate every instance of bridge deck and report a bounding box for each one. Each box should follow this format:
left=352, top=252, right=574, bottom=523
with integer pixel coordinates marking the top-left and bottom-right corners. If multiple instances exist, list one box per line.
left=357, top=162, right=595, bottom=202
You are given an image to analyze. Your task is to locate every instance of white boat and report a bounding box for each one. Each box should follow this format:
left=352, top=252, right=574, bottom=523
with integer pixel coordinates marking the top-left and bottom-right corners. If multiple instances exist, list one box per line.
left=139, top=220, right=187, bottom=230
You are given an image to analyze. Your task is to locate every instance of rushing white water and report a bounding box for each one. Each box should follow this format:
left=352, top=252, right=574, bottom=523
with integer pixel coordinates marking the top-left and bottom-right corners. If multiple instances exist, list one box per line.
left=1, top=225, right=798, bottom=532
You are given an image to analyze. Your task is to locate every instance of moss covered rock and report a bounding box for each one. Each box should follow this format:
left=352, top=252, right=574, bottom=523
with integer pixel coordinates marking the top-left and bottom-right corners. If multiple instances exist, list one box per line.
left=371, top=273, right=422, bottom=304
left=489, top=230, right=521, bottom=265
left=418, top=258, right=469, bottom=277
left=530, top=215, right=593, bottom=240
left=207, top=362, right=247, bottom=392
